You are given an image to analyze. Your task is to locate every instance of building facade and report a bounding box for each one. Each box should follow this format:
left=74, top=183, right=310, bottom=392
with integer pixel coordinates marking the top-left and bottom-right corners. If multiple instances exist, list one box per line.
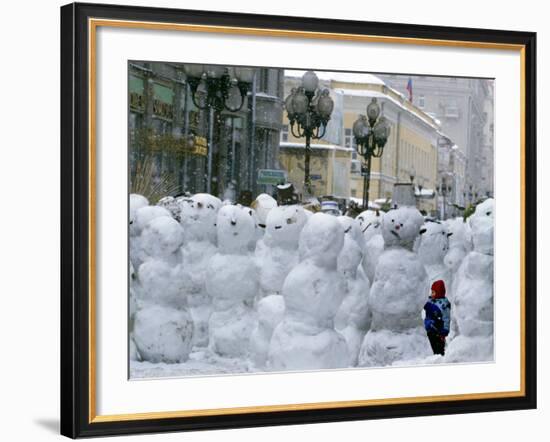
left=282, top=70, right=442, bottom=214
left=378, top=74, right=495, bottom=206
left=128, top=62, right=285, bottom=201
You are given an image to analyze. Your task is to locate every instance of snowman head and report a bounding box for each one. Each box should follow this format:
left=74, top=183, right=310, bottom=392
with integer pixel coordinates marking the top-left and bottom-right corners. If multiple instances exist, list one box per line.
left=181, top=193, right=222, bottom=243
left=299, top=212, right=344, bottom=268
left=129, top=194, right=149, bottom=237
left=265, top=205, right=308, bottom=249
left=337, top=216, right=364, bottom=275
left=132, top=205, right=171, bottom=238
left=417, top=221, right=452, bottom=266
left=445, top=217, right=473, bottom=252
left=382, top=206, right=424, bottom=250
left=251, top=193, right=278, bottom=228
left=157, top=196, right=182, bottom=222
left=356, top=209, right=384, bottom=243
left=140, top=216, right=185, bottom=259
left=470, top=198, right=494, bottom=255
left=216, top=204, right=256, bottom=254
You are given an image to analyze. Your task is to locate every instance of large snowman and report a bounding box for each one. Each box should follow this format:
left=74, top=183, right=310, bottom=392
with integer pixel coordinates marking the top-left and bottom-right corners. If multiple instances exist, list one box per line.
left=416, top=220, right=452, bottom=286
left=206, top=204, right=260, bottom=358
left=179, top=193, right=222, bottom=347
left=268, top=213, right=348, bottom=371
left=334, top=216, right=371, bottom=366
left=255, top=204, right=308, bottom=298
left=356, top=210, right=385, bottom=284
left=446, top=198, right=494, bottom=362
left=358, top=206, right=432, bottom=367
left=132, top=216, right=194, bottom=363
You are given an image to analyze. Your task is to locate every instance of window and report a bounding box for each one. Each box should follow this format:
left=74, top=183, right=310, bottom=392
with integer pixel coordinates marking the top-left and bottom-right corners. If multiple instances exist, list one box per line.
left=281, top=124, right=289, bottom=143
left=418, top=94, right=425, bottom=109
left=344, top=128, right=356, bottom=149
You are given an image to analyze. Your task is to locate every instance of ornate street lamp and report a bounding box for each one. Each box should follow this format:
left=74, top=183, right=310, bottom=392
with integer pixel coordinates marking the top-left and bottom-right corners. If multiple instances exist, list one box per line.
left=183, top=64, right=254, bottom=112
left=284, top=71, right=334, bottom=196
left=352, top=98, right=391, bottom=209
left=183, top=64, right=255, bottom=194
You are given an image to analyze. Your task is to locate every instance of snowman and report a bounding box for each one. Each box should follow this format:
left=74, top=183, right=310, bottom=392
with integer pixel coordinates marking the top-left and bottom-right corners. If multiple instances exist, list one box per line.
left=179, top=193, right=222, bottom=347
left=132, top=216, right=194, bottom=363
left=356, top=209, right=385, bottom=284
left=268, top=213, right=348, bottom=370
left=416, top=220, right=452, bottom=285
left=446, top=198, right=494, bottom=362
left=358, top=206, right=432, bottom=367
left=334, top=216, right=371, bottom=366
left=130, top=204, right=171, bottom=270
left=255, top=204, right=308, bottom=299
left=444, top=217, right=473, bottom=296
left=249, top=294, right=285, bottom=368
left=251, top=193, right=278, bottom=230
left=206, top=204, right=260, bottom=358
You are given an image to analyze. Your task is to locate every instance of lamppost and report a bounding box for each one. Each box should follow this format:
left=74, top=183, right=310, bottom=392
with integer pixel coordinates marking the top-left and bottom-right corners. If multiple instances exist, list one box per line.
left=183, top=64, right=255, bottom=112
left=352, top=98, right=391, bottom=209
left=284, top=71, right=334, bottom=196
left=183, top=64, right=255, bottom=193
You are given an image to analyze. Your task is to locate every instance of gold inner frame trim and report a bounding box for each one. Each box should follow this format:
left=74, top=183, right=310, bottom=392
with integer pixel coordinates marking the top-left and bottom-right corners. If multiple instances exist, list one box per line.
left=88, top=17, right=527, bottom=424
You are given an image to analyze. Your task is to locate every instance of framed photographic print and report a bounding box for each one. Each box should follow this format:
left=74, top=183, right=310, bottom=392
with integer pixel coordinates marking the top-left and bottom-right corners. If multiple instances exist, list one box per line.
left=60, top=2, right=537, bottom=438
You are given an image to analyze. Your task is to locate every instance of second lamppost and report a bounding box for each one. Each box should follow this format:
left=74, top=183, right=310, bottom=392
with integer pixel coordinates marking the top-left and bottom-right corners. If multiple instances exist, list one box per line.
left=352, top=98, right=391, bottom=209
left=284, top=71, right=334, bottom=196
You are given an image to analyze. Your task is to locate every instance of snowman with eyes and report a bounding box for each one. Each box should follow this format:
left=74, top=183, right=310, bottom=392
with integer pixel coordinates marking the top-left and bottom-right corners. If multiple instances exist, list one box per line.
left=206, top=204, right=260, bottom=358
left=416, top=220, right=453, bottom=286
left=250, top=203, right=308, bottom=367
left=179, top=193, right=222, bottom=347
left=358, top=205, right=432, bottom=367
left=356, top=209, right=385, bottom=284
left=255, top=204, right=308, bottom=298
left=445, top=198, right=494, bottom=362
left=132, top=216, right=194, bottom=363
left=268, top=213, right=349, bottom=370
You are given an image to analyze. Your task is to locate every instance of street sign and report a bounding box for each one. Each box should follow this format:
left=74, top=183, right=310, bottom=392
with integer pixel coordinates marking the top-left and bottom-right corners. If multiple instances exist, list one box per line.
left=257, top=169, right=287, bottom=185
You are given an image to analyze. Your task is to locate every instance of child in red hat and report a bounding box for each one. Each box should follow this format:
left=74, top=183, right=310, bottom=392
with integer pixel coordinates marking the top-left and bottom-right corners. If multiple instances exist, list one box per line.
left=423, top=280, right=451, bottom=356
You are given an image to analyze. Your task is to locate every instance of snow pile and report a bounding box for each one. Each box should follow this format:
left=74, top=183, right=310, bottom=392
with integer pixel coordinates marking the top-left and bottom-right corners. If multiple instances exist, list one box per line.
left=268, top=213, right=348, bottom=370
left=358, top=206, right=432, bottom=367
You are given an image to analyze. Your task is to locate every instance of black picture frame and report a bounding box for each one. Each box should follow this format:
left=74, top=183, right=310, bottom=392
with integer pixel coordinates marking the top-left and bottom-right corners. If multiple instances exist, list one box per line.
left=60, top=2, right=537, bottom=438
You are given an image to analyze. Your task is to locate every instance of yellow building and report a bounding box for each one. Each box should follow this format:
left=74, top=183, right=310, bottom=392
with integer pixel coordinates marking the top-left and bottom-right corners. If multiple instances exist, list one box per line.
left=281, top=71, right=442, bottom=214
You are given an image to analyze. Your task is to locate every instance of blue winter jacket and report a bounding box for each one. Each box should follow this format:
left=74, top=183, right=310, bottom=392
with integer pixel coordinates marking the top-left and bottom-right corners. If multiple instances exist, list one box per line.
left=423, top=297, right=451, bottom=336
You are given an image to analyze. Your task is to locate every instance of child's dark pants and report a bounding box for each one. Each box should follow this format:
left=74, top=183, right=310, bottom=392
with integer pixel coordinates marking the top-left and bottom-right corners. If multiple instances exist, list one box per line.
left=427, top=331, right=445, bottom=355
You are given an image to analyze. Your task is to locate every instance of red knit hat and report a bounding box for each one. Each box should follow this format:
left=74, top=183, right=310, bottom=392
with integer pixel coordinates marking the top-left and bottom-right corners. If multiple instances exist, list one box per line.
left=431, top=280, right=446, bottom=299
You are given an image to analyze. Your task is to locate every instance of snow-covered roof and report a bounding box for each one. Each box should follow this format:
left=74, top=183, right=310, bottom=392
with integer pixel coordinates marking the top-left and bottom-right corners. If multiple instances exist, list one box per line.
left=349, top=197, right=381, bottom=209
left=415, top=188, right=436, bottom=198
left=335, top=88, right=439, bottom=130
left=279, top=142, right=353, bottom=152
left=285, top=70, right=385, bottom=86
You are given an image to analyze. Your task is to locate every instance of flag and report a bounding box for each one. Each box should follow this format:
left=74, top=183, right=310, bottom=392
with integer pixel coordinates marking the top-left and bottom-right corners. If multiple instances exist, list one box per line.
left=406, top=77, right=413, bottom=102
